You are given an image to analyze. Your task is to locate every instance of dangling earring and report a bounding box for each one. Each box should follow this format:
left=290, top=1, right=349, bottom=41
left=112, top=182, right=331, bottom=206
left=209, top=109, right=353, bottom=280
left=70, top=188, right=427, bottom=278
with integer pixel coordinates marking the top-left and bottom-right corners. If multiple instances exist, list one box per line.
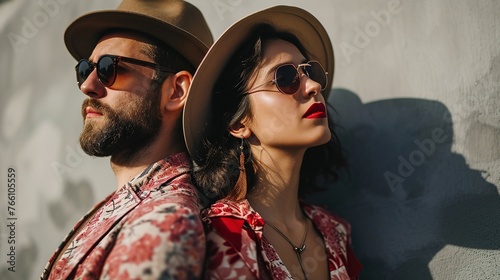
left=226, top=138, right=247, bottom=201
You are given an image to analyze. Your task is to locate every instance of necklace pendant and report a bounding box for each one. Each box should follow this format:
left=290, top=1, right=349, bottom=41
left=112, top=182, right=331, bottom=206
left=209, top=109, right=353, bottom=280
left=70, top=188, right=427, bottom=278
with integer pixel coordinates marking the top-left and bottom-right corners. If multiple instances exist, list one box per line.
left=294, top=244, right=306, bottom=253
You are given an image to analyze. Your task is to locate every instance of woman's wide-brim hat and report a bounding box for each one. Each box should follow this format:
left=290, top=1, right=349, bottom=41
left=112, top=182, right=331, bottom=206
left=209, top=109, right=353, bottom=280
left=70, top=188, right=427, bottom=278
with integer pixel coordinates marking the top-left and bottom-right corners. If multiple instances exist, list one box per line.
left=64, top=0, right=214, bottom=67
left=183, top=5, right=334, bottom=156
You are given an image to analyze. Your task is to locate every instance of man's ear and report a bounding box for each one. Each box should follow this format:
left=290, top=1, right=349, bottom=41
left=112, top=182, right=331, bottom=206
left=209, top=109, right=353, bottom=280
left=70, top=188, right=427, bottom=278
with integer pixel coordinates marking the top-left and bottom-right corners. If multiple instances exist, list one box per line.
left=228, top=119, right=252, bottom=139
left=161, top=70, right=192, bottom=112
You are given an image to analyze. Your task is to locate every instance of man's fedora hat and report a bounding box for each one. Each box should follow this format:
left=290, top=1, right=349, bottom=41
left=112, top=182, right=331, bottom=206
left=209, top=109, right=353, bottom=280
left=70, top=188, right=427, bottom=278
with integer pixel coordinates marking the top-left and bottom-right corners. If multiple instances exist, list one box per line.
left=64, top=0, right=214, bottom=67
left=183, top=5, right=334, bottom=156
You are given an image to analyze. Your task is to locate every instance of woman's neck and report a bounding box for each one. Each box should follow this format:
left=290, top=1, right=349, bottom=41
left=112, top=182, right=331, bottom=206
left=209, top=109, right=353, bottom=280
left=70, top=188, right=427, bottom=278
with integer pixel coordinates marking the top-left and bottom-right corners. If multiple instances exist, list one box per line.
left=247, top=146, right=306, bottom=223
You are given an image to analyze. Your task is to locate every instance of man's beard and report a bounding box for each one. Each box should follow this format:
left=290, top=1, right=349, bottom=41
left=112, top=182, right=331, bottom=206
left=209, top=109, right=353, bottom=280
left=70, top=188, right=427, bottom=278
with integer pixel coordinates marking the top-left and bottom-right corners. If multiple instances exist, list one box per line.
left=79, top=89, right=162, bottom=158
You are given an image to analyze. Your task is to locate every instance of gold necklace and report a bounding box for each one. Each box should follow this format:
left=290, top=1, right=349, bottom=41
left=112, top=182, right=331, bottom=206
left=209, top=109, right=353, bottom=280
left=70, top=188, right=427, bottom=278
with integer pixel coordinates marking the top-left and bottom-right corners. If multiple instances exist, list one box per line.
left=265, top=220, right=309, bottom=280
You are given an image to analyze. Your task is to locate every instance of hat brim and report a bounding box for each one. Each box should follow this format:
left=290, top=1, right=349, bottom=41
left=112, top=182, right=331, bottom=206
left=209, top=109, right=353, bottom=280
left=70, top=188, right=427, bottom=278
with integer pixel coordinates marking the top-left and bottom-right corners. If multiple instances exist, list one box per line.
left=64, top=10, right=209, bottom=67
left=183, top=5, right=334, bottom=156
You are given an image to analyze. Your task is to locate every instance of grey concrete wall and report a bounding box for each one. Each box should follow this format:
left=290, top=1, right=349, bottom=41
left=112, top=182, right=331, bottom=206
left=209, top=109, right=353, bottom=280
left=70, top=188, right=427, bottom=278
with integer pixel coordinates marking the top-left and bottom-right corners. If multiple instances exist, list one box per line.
left=0, top=0, right=498, bottom=279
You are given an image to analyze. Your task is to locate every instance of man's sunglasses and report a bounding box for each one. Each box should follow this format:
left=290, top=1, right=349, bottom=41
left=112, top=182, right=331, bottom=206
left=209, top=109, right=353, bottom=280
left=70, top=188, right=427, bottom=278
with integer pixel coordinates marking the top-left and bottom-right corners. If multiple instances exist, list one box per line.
left=247, top=61, right=328, bottom=95
left=75, top=54, right=177, bottom=88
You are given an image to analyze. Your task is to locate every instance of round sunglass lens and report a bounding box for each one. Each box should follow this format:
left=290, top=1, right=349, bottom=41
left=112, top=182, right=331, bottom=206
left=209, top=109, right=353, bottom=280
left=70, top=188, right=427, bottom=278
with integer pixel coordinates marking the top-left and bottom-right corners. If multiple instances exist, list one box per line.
left=309, top=62, right=327, bottom=89
left=276, top=65, right=300, bottom=94
left=76, top=60, right=94, bottom=87
left=97, top=56, right=116, bottom=87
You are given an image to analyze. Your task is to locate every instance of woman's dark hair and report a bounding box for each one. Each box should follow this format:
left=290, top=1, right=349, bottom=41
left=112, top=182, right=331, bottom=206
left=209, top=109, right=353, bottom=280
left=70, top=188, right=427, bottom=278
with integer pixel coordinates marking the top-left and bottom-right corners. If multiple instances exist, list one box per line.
left=192, top=24, right=346, bottom=204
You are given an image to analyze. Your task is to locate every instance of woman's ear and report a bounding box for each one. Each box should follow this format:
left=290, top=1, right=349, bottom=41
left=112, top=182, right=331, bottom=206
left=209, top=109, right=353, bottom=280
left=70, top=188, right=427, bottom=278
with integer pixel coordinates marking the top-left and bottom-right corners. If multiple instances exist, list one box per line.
left=229, top=119, right=252, bottom=139
left=161, top=70, right=192, bottom=112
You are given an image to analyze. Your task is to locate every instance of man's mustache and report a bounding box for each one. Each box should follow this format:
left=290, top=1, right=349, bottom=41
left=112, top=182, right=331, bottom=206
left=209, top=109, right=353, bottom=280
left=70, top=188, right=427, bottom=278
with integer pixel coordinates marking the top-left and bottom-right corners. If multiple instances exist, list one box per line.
left=81, top=99, right=113, bottom=118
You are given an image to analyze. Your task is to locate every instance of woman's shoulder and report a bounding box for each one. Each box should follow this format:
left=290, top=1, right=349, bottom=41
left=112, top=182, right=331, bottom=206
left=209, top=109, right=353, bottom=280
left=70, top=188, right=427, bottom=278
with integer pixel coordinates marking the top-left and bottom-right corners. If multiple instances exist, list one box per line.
left=202, top=199, right=249, bottom=218
left=201, top=199, right=265, bottom=265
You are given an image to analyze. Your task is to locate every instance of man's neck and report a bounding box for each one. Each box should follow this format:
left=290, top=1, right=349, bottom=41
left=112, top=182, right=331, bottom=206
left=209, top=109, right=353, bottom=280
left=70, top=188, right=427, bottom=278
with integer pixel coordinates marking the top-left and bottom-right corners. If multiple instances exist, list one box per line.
left=110, top=139, right=186, bottom=190
left=111, top=162, right=152, bottom=190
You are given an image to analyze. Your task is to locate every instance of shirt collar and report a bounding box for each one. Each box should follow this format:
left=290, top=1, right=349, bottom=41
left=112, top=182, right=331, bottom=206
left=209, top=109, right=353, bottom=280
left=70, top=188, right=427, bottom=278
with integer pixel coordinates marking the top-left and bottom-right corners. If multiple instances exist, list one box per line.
left=203, top=199, right=265, bottom=231
left=126, top=152, right=191, bottom=196
left=203, top=199, right=333, bottom=232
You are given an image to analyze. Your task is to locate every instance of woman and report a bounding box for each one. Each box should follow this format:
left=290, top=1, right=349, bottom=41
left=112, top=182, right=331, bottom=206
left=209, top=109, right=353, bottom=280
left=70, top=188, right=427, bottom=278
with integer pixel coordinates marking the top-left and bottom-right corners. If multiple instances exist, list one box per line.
left=183, top=6, right=362, bottom=280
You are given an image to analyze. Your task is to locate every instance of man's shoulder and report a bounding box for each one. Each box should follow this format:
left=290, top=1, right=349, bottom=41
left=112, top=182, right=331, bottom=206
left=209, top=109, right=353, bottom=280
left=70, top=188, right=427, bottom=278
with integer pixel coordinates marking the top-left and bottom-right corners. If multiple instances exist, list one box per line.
left=124, top=179, right=202, bottom=223
left=145, top=180, right=199, bottom=207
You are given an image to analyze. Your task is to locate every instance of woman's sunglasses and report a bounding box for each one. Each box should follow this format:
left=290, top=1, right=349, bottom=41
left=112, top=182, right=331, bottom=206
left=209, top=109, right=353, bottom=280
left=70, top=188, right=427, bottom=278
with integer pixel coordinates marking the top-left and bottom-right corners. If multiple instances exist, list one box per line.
left=75, top=54, right=177, bottom=89
left=247, top=61, right=328, bottom=95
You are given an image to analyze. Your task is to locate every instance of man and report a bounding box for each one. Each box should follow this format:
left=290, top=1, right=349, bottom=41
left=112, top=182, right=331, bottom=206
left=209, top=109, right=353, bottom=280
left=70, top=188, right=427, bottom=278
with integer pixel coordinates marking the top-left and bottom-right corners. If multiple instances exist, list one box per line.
left=41, top=0, right=213, bottom=279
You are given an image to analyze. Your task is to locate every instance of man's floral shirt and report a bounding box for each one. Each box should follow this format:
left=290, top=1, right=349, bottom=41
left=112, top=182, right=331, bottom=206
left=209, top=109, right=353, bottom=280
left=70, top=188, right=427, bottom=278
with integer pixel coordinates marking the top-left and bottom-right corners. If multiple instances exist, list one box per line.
left=41, top=153, right=205, bottom=280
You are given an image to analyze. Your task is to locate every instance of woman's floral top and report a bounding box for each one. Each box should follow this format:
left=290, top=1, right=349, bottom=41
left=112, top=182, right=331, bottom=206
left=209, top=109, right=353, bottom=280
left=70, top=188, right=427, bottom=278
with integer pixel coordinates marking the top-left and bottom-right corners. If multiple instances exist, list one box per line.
left=202, top=199, right=362, bottom=279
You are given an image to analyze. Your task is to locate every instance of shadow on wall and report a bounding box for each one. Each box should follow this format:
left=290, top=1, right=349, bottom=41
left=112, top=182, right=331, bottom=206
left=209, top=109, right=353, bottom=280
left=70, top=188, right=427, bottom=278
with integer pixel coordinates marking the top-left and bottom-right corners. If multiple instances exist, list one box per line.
left=308, top=89, right=500, bottom=280
left=0, top=179, right=93, bottom=279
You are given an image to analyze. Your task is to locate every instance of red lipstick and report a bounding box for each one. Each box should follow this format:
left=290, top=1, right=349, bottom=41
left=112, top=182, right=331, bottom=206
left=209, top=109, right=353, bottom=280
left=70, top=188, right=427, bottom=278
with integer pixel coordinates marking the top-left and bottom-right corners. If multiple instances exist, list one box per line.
left=303, top=102, right=326, bottom=119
